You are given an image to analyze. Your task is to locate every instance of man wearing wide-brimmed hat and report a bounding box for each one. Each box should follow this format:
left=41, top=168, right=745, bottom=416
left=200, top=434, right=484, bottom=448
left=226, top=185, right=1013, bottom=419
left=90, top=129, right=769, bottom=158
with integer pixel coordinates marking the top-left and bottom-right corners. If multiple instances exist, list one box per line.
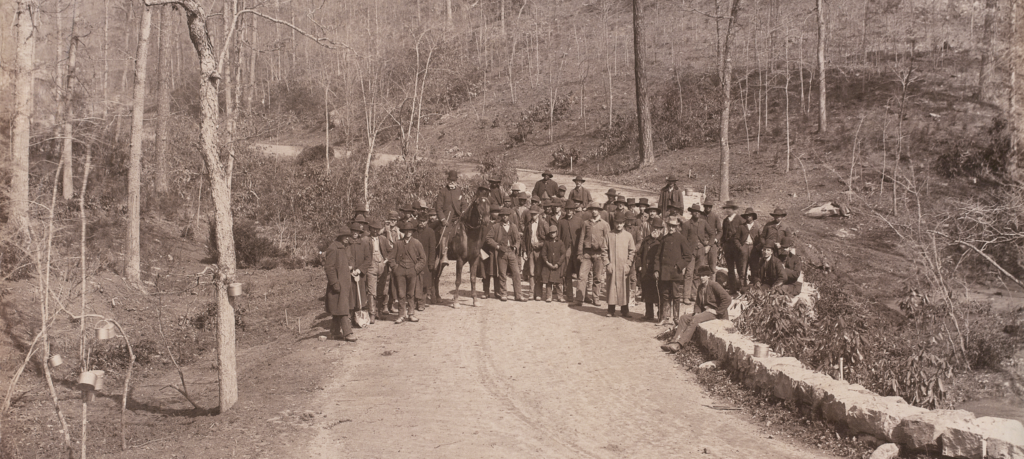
left=558, top=201, right=581, bottom=303
left=658, top=175, right=685, bottom=215
left=486, top=207, right=524, bottom=301
left=348, top=222, right=371, bottom=325
left=567, top=175, right=593, bottom=210
left=574, top=202, right=610, bottom=307
left=606, top=212, right=637, bottom=318
left=391, top=221, right=426, bottom=323
left=760, top=206, right=791, bottom=254
left=487, top=177, right=505, bottom=208
left=532, top=169, right=560, bottom=201
left=324, top=225, right=359, bottom=341
left=734, top=207, right=760, bottom=288
left=680, top=204, right=705, bottom=306
left=365, top=218, right=390, bottom=321
left=661, top=265, right=732, bottom=354
left=413, top=213, right=437, bottom=307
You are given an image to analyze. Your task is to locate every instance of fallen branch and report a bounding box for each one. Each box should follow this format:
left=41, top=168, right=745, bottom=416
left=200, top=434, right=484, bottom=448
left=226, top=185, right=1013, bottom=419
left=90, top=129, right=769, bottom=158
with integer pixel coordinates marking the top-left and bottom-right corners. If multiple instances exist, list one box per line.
left=956, top=240, right=1024, bottom=290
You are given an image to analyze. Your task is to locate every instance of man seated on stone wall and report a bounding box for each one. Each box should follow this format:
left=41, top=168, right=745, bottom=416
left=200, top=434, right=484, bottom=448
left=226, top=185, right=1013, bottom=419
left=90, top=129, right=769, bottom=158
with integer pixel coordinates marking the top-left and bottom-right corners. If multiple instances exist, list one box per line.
left=750, top=245, right=802, bottom=296
left=661, top=266, right=731, bottom=353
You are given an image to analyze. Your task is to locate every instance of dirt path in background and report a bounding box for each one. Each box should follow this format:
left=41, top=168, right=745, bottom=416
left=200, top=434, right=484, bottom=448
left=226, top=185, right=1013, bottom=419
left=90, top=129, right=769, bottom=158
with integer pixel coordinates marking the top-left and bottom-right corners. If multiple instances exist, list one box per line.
left=302, top=272, right=831, bottom=459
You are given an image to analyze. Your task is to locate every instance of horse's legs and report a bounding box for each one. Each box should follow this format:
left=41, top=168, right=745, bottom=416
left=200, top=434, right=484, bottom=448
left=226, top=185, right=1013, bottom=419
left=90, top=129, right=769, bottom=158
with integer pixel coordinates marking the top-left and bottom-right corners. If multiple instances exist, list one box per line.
left=469, top=258, right=478, bottom=307
left=452, top=260, right=462, bottom=308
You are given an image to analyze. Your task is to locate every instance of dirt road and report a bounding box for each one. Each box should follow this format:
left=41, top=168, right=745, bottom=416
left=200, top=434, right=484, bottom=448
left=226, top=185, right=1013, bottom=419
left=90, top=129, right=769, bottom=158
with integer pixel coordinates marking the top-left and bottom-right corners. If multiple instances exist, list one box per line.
left=303, top=277, right=831, bottom=458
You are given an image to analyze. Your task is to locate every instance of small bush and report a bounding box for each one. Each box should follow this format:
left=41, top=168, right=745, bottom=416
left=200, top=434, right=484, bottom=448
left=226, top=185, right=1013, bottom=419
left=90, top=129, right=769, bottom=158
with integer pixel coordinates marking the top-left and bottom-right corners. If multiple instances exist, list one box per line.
left=208, top=219, right=286, bottom=269
left=934, top=117, right=1011, bottom=179
left=550, top=145, right=581, bottom=169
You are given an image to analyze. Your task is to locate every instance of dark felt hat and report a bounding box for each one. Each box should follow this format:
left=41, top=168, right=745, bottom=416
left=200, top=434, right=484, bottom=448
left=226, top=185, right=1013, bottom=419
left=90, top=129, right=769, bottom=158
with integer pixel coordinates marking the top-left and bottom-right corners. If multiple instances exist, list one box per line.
left=529, top=205, right=542, bottom=214
left=349, top=222, right=364, bottom=233
left=651, top=217, right=664, bottom=229
left=499, top=208, right=512, bottom=215
left=696, top=265, right=714, bottom=277
left=638, top=198, right=649, bottom=207
left=722, top=200, right=739, bottom=209
left=703, top=198, right=716, bottom=207
left=780, top=236, right=795, bottom=249
left=644, top=205, right=660, bottom=213
left=573, top=175, right=585, bottom=182
left=558, top=184, right=567, bottom=191
left=337, top=226, right=352, bottom=237
left=352, top=214, right=368, bottom=223
left=368, top=218, right=383, bottom=230
left=587, top=202, right=603, bottom=210
left=770, top=207, right=788, bottom=217
left=399, top=221, right=417, bottom=231
left=489, top=205, right=502, bottom=213
left=542, top=170, right=554, bottom=178
left=627, top=198, right=636, bottom=205
left=447, top=170, right=459, bottom=181
left=401, top=204, right=415, bottom=213
left=547, top=227, right=558, bottom=234
left=477, top=184, right=490, bottom=192
left=387, top=210, right=401, bottom=220
left=531, top=195, right=541, bottom=203
left=606, top=188, right=617, bottom=196
left=616, top=195, right=626, bottom=203
left=666, top=175, right=678, bottom=182
left=427, top=208, right=437, bottom=216
left=688, top=203, right=702, bottom=213
left=564, top=201, right=578, bottom=210
left=742, top=207, right=758, bottom=219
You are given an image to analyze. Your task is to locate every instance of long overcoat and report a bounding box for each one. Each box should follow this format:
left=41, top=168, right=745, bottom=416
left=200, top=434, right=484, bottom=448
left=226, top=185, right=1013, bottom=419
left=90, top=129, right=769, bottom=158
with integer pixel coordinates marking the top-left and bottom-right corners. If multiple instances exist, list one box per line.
left=605, top=230, right=636, bottom=305
left=637, top=235, right=663, bottom=303
left=655, top=231, right=693, bottom=282
left=538, top=238, right=567, bottom=284
left=324, top=241, right=359, bottom=316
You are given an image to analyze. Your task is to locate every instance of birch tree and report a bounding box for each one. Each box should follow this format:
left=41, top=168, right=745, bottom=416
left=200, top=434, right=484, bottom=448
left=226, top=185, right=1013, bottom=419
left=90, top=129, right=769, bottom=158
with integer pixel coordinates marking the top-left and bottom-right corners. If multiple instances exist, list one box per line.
left=59, top=0, right=81, bottom=201
left=718, top=0, right=742, bottom=201
left=125, top=4, right=154, bottom=286
left=816, top=0, right=827, bottom=133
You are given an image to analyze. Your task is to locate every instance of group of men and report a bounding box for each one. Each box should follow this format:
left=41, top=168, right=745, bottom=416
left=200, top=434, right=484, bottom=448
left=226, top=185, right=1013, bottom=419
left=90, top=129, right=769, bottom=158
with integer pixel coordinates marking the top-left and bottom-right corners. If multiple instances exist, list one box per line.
left=323, top=169, right=805, bottom=348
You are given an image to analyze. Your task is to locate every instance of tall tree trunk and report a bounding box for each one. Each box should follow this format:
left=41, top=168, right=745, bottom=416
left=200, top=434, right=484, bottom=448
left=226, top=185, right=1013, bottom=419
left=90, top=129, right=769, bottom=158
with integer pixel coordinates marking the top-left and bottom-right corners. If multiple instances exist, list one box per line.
left=719, top=0, right=742, bottom=201
left=632, top=0, right=654, bottom=165
left=126, top=5, right=153, bottom=286
left=816, top=0, right=827, bottom=133
left=103, top=0, right=109, bottom=118
left=155, top=5, right=172, bottom=194
left=1009, top=0, right=1022, bottom=180
left=10, top=0, right=36, bottom=228
left=245, top=14, right=257, bottom=113
left=978, top=0, right=999, bottom=102
left=60, top=0, right=80, bottom=201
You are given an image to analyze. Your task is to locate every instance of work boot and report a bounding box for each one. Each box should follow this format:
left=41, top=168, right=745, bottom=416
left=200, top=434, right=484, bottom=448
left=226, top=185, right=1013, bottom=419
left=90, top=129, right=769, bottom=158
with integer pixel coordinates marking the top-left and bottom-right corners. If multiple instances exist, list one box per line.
left=661, top=342, right=682, bottom=353
left=544, top=285, right=552, bottom=302
left=407, top=315, right=419, bottom=323
left=621, top=305, right=630, bottom=319
left=606, top=305, right=615, bottom=317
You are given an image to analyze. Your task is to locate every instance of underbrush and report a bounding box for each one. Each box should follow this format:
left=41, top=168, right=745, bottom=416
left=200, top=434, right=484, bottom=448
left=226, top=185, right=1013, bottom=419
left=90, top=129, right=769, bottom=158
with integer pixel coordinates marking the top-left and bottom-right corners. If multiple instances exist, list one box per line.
left=736, top=268, right=1024, bottom=409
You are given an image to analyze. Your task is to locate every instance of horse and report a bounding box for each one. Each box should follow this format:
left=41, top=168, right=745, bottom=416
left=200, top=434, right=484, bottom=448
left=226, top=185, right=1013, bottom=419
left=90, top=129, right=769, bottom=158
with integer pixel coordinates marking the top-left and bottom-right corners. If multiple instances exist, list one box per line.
left=448, top=202, right=488, bottom=307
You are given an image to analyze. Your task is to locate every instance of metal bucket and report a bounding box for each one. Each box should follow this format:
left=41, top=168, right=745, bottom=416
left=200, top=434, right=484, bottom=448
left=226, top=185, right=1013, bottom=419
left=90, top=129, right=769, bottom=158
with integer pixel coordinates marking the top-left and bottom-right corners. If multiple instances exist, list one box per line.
left=78, top=371, right=97, bottom=390
left=92, top=370, right=106, bottom=391
left=49, top=354, right=63, bottom=367
left=96, top=327, right=111, bottom=340
left=753, top=344, right=768, bottom=358
left=228, top=283, right=243, bottom=297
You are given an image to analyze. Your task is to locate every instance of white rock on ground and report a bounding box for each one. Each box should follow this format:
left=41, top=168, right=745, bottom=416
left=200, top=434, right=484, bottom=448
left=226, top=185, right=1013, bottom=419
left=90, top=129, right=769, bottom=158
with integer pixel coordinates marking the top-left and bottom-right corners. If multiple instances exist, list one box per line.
left=868, top=443, right=900, bottom=459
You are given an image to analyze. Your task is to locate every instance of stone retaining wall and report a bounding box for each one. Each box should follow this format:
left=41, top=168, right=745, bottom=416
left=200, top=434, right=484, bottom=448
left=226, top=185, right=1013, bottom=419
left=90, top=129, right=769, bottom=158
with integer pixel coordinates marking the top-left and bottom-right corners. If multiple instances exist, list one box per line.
left=695, top=319, right=1024, bottom=458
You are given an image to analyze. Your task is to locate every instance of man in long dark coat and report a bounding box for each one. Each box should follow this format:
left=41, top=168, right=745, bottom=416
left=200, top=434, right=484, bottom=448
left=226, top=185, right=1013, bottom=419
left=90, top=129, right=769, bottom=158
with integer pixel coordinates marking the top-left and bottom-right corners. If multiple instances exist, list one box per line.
left=435, top=170, right=466, bottom=268
left=558, top=202, right=581, bottom=303
left=480, top=206, right=501, bottom=297
left=661, top=265, right=732, bottom=353
left=636, top=217, right=664, bottom=322
left=414, top=216, right=437, bottom=307
left=532, top=170, right=559, bottom=200
left=324, top=226, right=359, bottom=341
left=486, top=207, right=524, bottom=301
left=720, top=200, right=742, bottom=291
left=348, top=222, right=371, bottom=323
left=658, top=176, right=685, bottom=215
left=654, top=216, right=694, bottom=325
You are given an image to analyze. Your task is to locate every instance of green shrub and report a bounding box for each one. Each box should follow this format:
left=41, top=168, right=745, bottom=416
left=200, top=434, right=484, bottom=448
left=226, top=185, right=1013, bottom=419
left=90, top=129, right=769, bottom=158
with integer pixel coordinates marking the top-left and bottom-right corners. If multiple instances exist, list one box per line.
left=934, top=117, right=1011, bottom=180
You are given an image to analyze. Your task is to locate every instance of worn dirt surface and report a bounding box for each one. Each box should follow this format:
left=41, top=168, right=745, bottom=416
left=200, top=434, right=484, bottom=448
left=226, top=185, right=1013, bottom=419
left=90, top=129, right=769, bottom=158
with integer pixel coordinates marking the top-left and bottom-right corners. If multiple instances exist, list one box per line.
left=302, top=273, right=831, bottom=459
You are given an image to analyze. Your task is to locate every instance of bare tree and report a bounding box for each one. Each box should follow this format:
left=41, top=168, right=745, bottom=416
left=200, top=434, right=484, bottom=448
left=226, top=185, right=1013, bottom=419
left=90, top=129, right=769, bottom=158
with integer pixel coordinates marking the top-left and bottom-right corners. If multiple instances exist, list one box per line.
left=9, top=0, right=36, bottom=229
left=1010, top=0, right=1022, bottom=181
left=978, top=0, right=999, bottom=103
left=59, top=0, right=81, bottom=201
left=142, top=0, right=333, bottom=413
left=718, top=0, right=742, bottom=201
left=155, top=5, right=173, bottom=194
left=633, top=0, right=655, bottom=165
left=125, top=4, right=154, bottom=286
left=816, top=0, right=827, bottom=133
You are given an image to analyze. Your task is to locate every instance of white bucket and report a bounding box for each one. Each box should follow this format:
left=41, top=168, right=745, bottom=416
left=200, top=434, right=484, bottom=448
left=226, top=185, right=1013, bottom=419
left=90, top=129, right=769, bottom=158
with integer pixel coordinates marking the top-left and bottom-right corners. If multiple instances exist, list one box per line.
left=753, top=344, right=768, bottom=358
left=96, top=327, right=111, bottom=340
left=49, top=354, right=63, bottom=367
left=228, top=283, right=243, bottom=297
left=92, top=370, right=106, bottom=391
